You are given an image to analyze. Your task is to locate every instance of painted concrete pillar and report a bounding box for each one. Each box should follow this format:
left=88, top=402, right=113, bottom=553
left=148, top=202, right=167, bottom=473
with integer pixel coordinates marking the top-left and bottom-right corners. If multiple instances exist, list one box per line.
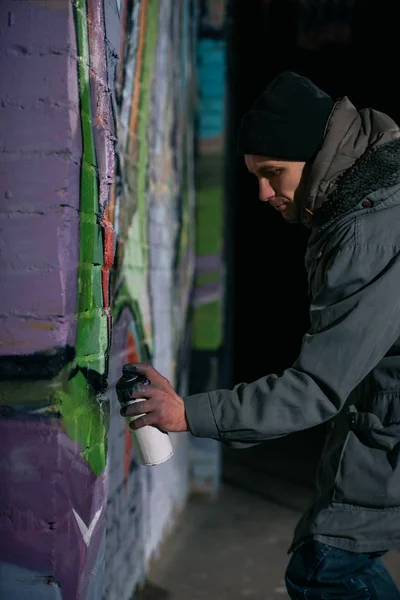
left=0, top=1, right=198, bottom=598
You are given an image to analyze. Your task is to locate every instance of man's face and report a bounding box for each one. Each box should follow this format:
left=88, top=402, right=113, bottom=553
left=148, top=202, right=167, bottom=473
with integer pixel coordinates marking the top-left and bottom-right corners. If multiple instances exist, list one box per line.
left=244, top=155, right=306, bottom=222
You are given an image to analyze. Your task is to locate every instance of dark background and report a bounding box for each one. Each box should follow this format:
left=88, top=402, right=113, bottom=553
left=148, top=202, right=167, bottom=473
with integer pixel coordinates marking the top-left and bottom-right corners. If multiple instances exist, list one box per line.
left=223, top=0, right=400, bottom=497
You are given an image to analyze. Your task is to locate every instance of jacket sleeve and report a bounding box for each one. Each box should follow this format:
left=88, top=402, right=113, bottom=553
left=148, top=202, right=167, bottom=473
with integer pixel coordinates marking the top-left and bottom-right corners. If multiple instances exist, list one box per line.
left=184, top=241, right=400, bottom=443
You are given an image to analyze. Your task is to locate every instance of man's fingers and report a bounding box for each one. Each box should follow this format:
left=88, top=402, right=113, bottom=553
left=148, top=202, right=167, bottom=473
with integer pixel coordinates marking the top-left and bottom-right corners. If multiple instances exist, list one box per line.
left=132, top=362, right=161, bottom=382
left=129, top=383, right=157, bottom=399
left=129, top=413, right=156, bottom=430
left=121, top=399, right=153, bottom=417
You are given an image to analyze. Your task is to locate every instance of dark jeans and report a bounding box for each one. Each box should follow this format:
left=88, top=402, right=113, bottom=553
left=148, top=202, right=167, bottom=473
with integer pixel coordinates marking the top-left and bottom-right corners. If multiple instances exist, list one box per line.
left=285, top=541, right=400, bottom=599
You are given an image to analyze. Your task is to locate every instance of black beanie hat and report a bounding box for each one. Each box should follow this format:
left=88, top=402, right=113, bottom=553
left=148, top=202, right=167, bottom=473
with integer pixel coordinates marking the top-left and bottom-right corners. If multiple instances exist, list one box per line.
left=237, top=71, right=334, bottom=161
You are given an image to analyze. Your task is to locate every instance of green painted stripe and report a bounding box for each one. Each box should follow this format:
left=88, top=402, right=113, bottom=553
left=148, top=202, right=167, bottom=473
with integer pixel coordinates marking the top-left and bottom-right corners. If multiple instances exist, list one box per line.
left=193, top=184, right=224, bottom=349
left=57, top=0, right=108, bottom=475
left=192, top=301, right=222, bottom=350
left=195, top=271, right=220, bottom=286
left=75, top=0, right=107, bottom=374
left=56, top=370, right=108, bottom=477
left=137, top=0, right=159, bottom=265
left=196, top=186, right=223, bottom=256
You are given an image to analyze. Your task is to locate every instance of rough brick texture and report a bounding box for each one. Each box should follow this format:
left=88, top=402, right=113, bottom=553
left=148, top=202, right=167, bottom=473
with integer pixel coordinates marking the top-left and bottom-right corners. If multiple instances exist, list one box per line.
left=0, top=1, right=197, bottom=599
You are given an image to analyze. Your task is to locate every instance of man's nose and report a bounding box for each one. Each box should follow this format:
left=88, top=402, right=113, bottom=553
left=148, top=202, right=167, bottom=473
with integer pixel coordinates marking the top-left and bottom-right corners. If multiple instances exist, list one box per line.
left=259, top=179, right=275, bottom=202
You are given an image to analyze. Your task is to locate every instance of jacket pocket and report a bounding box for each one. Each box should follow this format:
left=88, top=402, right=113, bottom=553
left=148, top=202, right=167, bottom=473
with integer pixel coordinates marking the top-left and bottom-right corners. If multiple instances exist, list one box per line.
left=332, top=408, right=400, bottom=509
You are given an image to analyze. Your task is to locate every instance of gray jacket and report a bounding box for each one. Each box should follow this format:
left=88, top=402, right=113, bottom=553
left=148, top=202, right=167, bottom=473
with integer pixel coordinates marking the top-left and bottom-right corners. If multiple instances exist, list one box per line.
left=184, top=97, right=400, bottom=553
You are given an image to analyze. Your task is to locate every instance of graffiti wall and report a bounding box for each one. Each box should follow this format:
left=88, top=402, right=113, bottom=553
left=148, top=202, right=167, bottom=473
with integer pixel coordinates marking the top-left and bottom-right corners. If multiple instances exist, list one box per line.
left=0, top=0, right=196, bottom=598
left=104, top=0, right=197, bottom=597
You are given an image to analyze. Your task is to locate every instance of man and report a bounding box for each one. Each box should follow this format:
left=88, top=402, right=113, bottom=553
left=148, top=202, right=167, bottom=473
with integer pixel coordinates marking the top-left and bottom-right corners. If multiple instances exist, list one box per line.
left=120, top=72, right=400, bottom=598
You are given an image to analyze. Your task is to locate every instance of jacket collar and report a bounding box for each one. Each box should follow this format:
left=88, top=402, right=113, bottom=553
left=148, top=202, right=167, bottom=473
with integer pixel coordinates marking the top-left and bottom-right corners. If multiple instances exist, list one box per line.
left=300, top=97, right=400, bottom=227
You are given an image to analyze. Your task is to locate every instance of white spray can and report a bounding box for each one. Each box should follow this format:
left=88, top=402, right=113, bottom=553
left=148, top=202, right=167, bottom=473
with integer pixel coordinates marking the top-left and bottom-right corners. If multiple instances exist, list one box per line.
left=116, top=363, right=173, bottom=466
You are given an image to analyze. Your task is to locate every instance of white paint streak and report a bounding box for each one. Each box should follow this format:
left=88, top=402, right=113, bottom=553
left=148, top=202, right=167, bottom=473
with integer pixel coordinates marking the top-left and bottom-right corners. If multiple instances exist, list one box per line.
left=73, top=507, right=103, bottom=547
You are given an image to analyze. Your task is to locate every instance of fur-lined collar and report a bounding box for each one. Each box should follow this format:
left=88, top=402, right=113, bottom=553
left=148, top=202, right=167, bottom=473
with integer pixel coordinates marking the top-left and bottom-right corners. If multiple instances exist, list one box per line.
left=313, top=137, right=400, bottom=228
left=300, top=97, right=400, bottom=228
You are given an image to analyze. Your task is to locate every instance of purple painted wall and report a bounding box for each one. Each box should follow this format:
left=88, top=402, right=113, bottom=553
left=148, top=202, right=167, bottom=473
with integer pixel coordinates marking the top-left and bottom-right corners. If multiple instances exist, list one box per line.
left=0, top=1, right=198, bottom=598
left=0, top=2, right=109, bottom=598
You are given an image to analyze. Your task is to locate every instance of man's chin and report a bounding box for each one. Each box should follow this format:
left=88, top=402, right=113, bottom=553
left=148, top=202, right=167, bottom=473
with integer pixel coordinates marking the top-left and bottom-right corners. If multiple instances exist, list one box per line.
left=281, top=211, right=299, bottom=223
left=271, top=201, right=301, bottom=223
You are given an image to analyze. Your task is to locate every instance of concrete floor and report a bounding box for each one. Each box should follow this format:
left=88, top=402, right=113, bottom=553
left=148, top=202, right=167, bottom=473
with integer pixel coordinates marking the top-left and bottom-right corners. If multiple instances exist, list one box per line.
left=136, top=483, right=400, bottom=600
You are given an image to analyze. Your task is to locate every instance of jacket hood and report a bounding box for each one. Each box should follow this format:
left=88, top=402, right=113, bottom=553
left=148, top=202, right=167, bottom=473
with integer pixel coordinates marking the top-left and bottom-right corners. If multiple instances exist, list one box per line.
left=300, top=97, right=400, bottom=227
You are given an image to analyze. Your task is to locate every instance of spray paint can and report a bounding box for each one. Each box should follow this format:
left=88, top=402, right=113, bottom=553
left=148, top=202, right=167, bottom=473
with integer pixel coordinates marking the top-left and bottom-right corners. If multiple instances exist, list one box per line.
left=116, top=363, right=174, bottom=466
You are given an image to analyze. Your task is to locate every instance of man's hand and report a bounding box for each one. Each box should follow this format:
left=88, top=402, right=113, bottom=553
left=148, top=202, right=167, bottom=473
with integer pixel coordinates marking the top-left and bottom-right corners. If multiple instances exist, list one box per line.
left=120, top=363, right=189, bottom=433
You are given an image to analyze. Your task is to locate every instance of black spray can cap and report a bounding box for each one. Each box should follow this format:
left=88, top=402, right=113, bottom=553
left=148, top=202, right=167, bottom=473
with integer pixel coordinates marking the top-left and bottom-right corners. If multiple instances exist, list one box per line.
left=121, top=363, right=150, bottom=386
left=122, top=363, right=140, bottom=380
